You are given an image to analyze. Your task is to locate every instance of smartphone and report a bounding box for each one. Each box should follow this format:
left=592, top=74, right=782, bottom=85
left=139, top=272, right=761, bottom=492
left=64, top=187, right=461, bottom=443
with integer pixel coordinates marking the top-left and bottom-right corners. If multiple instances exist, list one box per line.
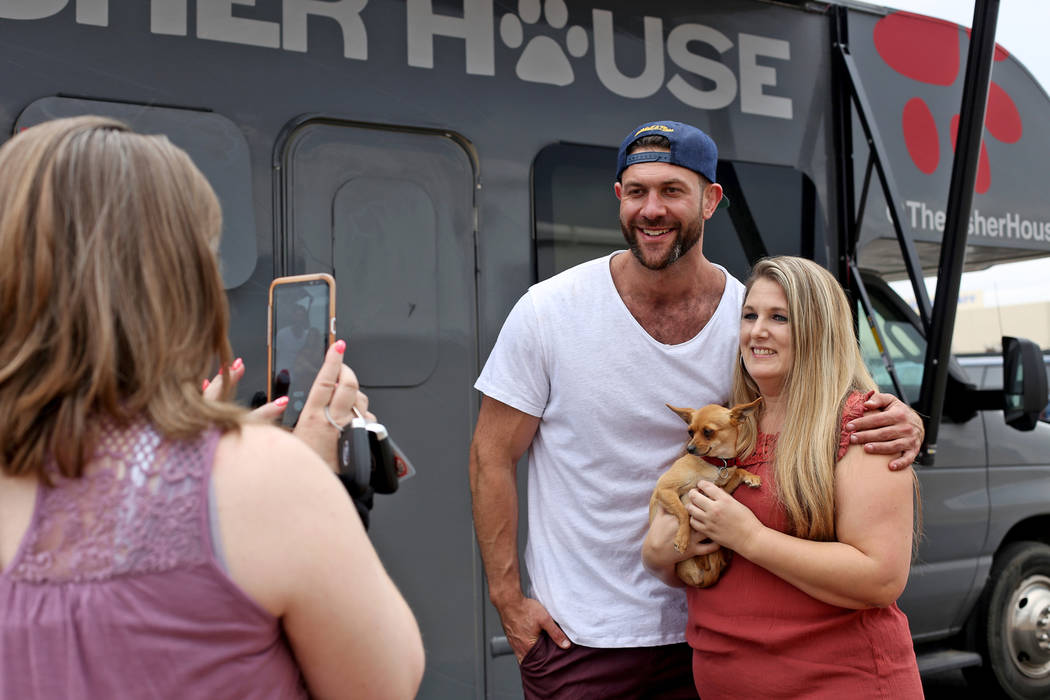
left=267, top=273, right=336, bottom=427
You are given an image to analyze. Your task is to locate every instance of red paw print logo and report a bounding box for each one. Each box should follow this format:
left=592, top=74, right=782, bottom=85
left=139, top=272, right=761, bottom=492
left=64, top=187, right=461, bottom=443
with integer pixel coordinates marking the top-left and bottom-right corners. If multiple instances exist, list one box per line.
left=874, top=12, right=1022, bottom=193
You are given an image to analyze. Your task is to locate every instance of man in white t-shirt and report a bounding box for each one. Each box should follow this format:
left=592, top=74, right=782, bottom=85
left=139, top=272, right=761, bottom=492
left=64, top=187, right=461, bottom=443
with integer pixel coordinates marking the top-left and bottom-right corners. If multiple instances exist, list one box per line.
left=469, top=120, right=923, bottom=698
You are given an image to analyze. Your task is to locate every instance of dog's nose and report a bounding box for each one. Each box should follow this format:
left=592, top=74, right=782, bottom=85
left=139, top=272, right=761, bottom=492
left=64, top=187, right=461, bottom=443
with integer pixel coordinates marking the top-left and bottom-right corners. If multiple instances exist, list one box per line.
left=686, top=445, right=696, bottom=454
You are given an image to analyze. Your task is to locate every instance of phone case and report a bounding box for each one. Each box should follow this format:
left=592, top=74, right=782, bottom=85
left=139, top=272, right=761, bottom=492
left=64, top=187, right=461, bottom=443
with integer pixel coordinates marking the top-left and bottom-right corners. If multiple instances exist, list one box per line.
left=266, top=272, right=336, bottom=405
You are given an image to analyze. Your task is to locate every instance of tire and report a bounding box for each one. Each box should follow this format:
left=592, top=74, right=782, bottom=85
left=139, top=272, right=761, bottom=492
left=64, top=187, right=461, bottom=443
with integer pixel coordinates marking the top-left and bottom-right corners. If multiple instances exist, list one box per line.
left=964, top=541, right=1050, bottom=699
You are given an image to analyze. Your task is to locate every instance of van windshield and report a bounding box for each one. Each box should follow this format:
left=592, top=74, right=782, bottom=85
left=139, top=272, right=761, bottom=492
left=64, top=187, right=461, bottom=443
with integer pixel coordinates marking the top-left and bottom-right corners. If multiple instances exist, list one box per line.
left=856, top=291, right=927, bottom=404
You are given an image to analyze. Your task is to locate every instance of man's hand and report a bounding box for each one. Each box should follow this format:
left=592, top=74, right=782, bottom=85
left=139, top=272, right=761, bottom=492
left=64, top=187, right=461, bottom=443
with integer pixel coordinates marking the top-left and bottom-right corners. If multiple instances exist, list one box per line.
left=469, top=397, right=550, bottom=661
left=497, top=595, right=571, bottom=663
left=846, top=390, right=925, bottom=471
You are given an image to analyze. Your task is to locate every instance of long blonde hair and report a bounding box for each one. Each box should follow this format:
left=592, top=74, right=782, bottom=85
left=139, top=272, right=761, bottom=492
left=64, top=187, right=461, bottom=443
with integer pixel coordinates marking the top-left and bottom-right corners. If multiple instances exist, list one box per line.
left=0, top=116, right=243, bottom=480
left=731, top=256, right=877, bottom=541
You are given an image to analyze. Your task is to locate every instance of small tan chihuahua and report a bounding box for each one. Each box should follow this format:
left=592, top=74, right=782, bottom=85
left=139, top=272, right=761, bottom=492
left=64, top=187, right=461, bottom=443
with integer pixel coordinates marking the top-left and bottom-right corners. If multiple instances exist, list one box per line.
left=648, top=397, right=763, bottom=587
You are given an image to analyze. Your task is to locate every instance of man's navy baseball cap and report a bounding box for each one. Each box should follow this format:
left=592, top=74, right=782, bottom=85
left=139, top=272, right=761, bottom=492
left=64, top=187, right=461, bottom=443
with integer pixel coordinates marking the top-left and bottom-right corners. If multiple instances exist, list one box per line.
left=616, top=120, right=729, bottom=208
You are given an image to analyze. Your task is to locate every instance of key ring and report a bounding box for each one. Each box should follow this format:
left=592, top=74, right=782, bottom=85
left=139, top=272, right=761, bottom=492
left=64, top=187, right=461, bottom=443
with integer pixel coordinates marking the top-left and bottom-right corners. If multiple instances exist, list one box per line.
left=324, top=405, right=364, bottom=430
left=323, top=405, right=345, bottom=430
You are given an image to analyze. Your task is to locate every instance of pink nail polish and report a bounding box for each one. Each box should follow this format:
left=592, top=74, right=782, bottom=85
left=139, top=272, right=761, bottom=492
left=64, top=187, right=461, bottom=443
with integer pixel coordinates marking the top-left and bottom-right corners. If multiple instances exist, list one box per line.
left=232, top=357, right=243, bottom=371
left=201, top=379, right=210, bottom=391
left=274, top=396, right=289, bottom=407
left=334, top=340, right=346, bottom=353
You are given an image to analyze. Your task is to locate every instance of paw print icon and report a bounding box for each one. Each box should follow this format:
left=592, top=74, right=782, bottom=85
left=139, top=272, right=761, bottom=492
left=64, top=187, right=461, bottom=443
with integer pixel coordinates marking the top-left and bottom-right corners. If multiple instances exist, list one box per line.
left=874, top=12, right=1022, bottom=194
left=500, top=0, right=588, bottom=86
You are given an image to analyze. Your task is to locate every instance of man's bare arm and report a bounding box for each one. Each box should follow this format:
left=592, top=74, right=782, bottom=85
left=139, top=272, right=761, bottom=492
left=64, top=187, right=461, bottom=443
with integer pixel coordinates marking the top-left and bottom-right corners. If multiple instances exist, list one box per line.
left=468, top=395, right=570, bottom=661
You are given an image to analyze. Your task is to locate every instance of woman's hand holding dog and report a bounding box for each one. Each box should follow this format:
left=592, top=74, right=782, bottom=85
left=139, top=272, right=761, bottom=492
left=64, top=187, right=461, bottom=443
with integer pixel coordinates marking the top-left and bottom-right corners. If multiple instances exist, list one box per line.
left=642, top=507, right=723, bottom=588
left=685, top=481, right=764, bottom=556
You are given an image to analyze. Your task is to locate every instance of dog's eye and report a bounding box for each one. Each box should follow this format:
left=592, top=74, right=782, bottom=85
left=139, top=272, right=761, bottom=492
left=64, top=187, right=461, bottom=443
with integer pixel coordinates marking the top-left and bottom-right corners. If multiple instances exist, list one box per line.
left=703, top=428, right=714, bottom=439
left=687, top=430, right=694, bottom=437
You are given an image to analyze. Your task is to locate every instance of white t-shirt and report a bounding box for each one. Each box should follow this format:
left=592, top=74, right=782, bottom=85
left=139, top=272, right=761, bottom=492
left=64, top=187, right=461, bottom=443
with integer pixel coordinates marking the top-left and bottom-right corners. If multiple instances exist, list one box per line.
left=475, top=252, right=745, bottom=647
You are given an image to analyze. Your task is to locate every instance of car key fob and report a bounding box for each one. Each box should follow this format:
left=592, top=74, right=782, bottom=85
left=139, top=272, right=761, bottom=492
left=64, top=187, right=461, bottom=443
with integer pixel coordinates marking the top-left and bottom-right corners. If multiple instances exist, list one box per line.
left=338, top=413, right=371, bottom=497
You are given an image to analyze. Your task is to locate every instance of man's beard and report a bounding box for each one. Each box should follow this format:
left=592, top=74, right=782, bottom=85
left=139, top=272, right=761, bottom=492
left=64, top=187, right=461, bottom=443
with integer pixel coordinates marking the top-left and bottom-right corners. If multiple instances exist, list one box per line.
left=621, top=217, right=703, bottom=271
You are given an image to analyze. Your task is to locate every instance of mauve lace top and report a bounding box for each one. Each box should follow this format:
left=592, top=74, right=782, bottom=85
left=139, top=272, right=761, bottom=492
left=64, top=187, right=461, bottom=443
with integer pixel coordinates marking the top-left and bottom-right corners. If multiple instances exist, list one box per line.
left=0, top=420, right=308, bottom=699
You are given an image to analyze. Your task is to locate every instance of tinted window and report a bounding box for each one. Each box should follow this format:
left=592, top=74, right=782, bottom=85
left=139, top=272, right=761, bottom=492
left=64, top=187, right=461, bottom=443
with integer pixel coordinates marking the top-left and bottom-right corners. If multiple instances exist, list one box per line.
left=533, top=144, right=622, bottom=280
left=15, top=96, right=257, bottom=289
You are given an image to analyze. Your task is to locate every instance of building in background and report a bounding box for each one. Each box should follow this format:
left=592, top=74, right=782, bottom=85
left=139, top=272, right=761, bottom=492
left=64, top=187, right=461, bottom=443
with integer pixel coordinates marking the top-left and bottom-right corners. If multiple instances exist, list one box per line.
left=954, top=294, right=1050, bottom=354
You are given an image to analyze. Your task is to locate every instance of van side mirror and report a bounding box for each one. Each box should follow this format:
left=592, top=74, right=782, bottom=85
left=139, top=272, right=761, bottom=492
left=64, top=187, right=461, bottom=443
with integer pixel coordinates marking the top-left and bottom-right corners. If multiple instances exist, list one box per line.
left=1002, top=336, right=1048, bottom=431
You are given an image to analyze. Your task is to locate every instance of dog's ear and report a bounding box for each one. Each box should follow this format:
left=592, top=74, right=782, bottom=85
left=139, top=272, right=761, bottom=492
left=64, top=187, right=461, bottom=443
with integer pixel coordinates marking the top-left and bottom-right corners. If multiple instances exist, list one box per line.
left=732, top=397, right=762, bottom=459
left=666, top=404, right=694, bottom=425
left=730, top=397, right=763, bottom=422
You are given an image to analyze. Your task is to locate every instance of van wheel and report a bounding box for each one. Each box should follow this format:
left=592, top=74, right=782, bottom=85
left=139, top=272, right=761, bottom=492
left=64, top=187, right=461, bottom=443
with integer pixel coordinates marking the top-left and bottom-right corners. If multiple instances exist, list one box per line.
left=964, top=541, right=1050, bottom=699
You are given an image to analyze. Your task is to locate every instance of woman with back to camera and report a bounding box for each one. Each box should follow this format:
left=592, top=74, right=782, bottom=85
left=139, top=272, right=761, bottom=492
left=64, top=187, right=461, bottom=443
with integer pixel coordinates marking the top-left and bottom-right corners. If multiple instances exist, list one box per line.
left=643, top=256, right=923, bottom=698
left=0, top=116, right=424, bottom=699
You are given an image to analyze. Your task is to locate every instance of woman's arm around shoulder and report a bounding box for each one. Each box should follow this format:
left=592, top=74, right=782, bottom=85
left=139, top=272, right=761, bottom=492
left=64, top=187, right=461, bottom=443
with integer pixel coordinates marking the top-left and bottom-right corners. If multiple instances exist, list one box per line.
left=212, top=423, right=424, bottom=700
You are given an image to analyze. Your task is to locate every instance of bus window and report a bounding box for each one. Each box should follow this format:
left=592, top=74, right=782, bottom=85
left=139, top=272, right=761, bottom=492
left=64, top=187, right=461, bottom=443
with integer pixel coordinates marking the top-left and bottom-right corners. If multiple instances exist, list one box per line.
left=15, top=96, right=257, bottom=289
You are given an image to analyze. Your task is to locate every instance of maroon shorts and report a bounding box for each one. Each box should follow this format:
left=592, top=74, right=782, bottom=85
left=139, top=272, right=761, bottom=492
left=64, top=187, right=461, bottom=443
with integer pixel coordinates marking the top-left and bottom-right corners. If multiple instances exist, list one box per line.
left=519, top=631, right=698, bottom=700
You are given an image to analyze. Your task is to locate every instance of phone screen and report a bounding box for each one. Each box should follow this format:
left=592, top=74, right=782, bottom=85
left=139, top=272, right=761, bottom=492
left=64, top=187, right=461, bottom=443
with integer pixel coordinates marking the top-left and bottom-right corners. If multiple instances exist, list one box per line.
left=270, top=277, right=333, bottom=427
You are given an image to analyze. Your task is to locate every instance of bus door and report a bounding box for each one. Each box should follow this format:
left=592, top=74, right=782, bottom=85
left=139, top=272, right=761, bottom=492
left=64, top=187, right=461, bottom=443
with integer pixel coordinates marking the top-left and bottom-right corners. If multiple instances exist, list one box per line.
left=278, top=120, right=482, bottom=697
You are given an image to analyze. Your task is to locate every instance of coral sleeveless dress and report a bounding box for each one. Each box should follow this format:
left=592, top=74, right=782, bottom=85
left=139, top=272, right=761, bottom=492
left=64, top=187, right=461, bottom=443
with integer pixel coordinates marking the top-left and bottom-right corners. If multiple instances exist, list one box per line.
left=687, top=393, right=923, bottom=699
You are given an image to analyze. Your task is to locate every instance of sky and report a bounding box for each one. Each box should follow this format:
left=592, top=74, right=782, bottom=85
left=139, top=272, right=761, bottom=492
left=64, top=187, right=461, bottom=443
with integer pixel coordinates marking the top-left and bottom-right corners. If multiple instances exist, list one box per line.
left=877, top=0, right=1050, bottom=307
